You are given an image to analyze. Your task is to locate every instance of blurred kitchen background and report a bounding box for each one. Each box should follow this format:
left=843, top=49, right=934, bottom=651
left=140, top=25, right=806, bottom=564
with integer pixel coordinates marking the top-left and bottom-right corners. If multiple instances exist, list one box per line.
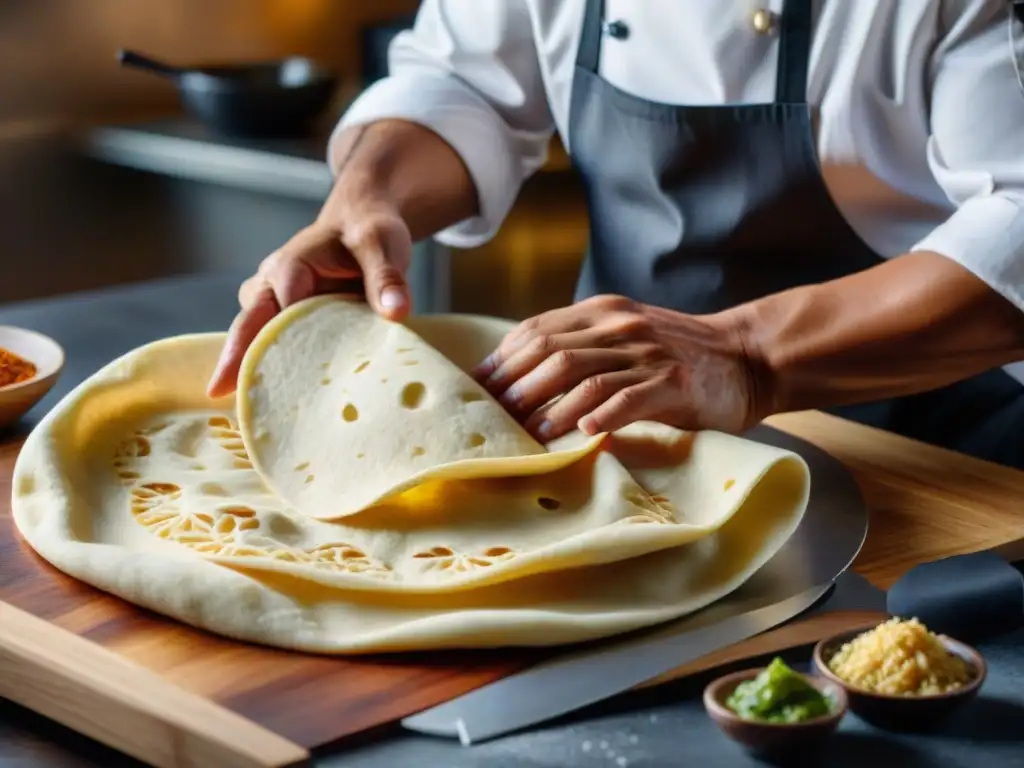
left=0, top=0, right=587, bottom=320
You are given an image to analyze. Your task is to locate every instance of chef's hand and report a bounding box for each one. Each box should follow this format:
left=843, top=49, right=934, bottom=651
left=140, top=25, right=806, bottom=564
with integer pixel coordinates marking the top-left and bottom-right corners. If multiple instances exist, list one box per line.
left=473, top=295, right=761, bottom=441
left=206, top=204, right=413, bottom=398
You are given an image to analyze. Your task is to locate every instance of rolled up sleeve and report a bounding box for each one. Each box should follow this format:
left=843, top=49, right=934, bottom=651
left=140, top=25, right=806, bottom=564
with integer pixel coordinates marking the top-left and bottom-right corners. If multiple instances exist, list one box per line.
left=328, top=0, right=555, bottom=248
left=911, top=0, right=1024, bottom=311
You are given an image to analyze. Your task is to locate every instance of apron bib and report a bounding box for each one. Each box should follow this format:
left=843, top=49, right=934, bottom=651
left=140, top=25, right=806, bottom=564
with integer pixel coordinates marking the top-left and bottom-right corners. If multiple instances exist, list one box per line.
left=567, top=0, right=1024, bottom=468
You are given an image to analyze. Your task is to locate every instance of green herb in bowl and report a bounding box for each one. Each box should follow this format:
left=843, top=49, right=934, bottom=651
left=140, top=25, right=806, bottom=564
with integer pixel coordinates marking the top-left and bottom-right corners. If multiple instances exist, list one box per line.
left=725, top=657, right=833, bottom=724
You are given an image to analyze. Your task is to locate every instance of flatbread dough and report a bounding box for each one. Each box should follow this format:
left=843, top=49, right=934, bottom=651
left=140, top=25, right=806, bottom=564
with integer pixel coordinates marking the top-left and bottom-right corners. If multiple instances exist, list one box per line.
left=10, top=308, right=811, bottom=653
left=236, top=296, right=604, bottom=520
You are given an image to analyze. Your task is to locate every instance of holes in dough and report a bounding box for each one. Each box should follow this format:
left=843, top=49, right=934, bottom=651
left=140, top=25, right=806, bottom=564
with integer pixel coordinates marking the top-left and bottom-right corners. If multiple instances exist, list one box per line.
left=308, top=543, right=392, bottom=575
left=413, top=545, right=516, bottom=572
left=217, top=505, right=260, bottom=531
left=218, top=505, right=256, bottom=518
left=412, top=446, right=426, bottom=457
left=267, top=513, right=301, bottom=538
left=724, top=479, right=736, bottom=491
left=537, top=497, right=561, bottom=511
left=401, top=382, right=427, bottom=410
left=341, top=403, right=359, bottom=422
left=221, top=437, right=247, bottom=453
left=467, top=433, right=486, bottom=448
left=216, top=515, right=259, bottom=533
left=15, top=474, right=35, bottom=497
left=207, top=416, right=253, bottom=469
left=356, top=452, right=365, bottom=459
left=397, top=347, right=414, bottom=353
left=135, top=482, right=181, bottom=498
left=294, top=461, right=310, bottom=472
left=130, top=482, right=183, bottom=518
left=112, top=435, right=151, bottom=484
left=304, top=474, right=316, bottom=484
left=401, top=360, right=419, bottom=367
left=199, top=482, right=229, bottom=496
left=321, top=378, right=332, bottom=386
left=459, top=391, right=485, bottom=403
left=114, top=435, right=151, bottom=459
left=414, top=546, right=454, bottom=560
left=354, top=361, right=370, bottom=374
left=483, top=546, right=513, bottom=557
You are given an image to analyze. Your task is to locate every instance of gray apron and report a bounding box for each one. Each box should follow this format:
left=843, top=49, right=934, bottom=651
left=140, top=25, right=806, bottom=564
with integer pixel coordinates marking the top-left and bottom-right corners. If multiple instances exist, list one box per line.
left=568, top=0, right=1024, bottom=469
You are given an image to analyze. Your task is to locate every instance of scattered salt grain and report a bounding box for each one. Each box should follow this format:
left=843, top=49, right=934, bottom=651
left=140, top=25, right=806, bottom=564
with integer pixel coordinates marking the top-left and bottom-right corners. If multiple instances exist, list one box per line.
left=581, top=741, right=592, bottom=753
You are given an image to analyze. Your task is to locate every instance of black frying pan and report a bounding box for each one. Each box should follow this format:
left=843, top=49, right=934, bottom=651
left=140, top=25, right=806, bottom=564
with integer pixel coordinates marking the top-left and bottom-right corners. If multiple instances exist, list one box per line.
left=117, top=49, right=338, bottom=138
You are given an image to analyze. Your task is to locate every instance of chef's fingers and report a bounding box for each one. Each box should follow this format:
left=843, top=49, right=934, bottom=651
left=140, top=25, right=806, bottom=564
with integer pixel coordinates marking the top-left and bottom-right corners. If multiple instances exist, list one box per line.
left=578, top=379, right=666, bottom=436
left=474, top=311, right=590, bottom=379
left=496, top=348, right=632, bottom=418
left=256, top=225, right=359, bottom=310
left=523, top=369, right=647, bottom=442
left=477, top=329, right=606, bottom=392
left=207, top=288, right=280, bottom=398
left=343, top=215, right=413, bottom=321
left=238, top=275, right=265, bottom=309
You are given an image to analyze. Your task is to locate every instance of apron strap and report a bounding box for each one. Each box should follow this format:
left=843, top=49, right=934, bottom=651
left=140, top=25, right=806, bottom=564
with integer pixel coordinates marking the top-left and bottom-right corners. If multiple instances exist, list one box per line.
left=775, top=0, right=813, bottom=104
left=576, top=0, right=605, bottom=73
left=579, top=0, right=812, bottom=104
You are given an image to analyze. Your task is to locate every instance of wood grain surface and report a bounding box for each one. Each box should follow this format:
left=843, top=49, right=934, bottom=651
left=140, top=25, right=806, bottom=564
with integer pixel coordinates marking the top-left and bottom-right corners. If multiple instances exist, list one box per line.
left=1, top=410, right=1022, bottom=761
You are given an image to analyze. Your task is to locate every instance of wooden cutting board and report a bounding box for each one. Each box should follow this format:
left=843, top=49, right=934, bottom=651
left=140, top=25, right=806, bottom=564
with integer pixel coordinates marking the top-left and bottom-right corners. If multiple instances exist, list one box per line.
left=2, top=410, right=1023, bottom=768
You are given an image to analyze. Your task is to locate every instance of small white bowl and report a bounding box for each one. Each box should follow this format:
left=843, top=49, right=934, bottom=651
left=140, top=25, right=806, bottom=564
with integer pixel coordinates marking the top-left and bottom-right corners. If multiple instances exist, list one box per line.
left=0, top=326, right=64, bottom=430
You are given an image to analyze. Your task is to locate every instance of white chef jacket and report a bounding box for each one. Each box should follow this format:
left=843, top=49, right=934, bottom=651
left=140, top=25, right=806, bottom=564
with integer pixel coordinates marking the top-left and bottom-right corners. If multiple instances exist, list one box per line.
left=332, top=0, right=1024, bottom=381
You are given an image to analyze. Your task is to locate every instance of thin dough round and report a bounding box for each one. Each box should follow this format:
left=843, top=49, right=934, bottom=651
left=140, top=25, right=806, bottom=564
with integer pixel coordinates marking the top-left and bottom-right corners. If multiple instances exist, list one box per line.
left=236, top=296, right=605, bottom=521
left=11, top=319, right=811, bottom=653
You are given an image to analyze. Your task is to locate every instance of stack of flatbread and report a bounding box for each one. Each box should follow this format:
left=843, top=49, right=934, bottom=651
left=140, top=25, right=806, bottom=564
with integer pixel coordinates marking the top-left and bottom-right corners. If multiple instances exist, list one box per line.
left=11, top=296, right=810, bottom=653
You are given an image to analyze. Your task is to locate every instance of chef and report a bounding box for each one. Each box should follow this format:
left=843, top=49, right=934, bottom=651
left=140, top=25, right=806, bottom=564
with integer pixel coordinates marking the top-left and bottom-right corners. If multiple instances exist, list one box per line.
left=209, top=0, right=1024, bottom=468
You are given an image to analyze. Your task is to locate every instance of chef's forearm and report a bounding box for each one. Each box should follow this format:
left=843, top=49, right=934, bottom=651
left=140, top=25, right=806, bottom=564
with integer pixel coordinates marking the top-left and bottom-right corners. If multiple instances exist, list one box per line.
left=732, top=251, right=1024, bottom=418
left=319, top=120, right=479, bottom=241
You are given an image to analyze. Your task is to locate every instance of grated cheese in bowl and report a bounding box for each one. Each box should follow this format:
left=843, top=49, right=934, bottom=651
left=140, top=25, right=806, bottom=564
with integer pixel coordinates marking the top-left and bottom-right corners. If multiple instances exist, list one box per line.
left=826, top=617, right=973, bottom=696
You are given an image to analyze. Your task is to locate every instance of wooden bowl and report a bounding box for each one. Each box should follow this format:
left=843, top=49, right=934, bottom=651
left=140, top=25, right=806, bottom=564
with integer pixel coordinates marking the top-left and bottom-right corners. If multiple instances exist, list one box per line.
left=812, top=629, right=986, bottom=731
left=0, top=326, right=64, bottom=430
left=703, top=667, right=847, bottom=755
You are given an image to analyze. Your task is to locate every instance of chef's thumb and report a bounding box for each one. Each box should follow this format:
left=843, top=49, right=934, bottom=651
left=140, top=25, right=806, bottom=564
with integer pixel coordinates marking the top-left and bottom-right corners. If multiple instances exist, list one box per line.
left=351, top=229, right=412, bottom=321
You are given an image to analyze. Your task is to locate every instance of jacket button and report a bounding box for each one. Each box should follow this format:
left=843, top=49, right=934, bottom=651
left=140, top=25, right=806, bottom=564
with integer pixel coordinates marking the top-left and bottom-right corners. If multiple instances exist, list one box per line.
left=752, top=8, right=777, bottom=35
left=602, top=19, right=630, bottom=39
